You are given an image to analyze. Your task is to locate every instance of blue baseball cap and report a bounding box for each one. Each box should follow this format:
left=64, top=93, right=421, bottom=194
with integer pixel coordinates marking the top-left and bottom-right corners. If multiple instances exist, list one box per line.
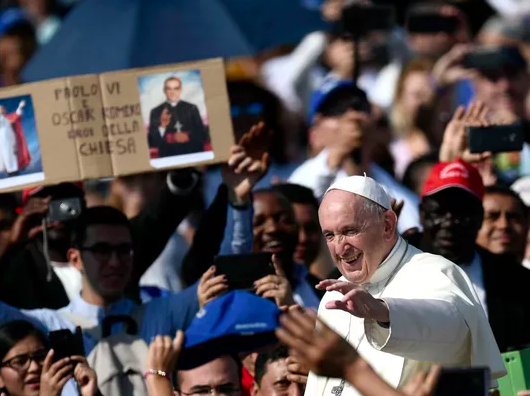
left=178, top=291, right=281, bottom=370
left=0, top=8, right=31, bottom=38
left=307, top=77, right=370, bottom=124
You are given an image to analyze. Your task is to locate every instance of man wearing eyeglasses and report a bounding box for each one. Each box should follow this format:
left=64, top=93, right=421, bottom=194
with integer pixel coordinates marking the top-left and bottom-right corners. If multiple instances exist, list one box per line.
left=406, top=158, right=530, bottom=353
left=148, top=76, right=210, bottom=159
left=175, top=356, right=242, bottom=396
left=0, top=205, right=209, bottom=396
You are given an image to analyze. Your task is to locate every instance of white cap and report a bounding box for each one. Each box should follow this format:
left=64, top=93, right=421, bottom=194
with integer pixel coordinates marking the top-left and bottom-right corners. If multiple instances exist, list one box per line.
left=325, top=175, right=392, bottom=210
left=511, top=176, right=530, bottom=206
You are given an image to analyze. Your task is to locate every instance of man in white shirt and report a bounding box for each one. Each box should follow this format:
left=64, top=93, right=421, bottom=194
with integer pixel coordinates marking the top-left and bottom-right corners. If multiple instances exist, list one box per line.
left=0, top=206, right=204, bottom=396
left=289, top=78, right=420, bottom=233
left=407, top=159, right=530, bottom=353
left=305, top=174, right=504, bottom=396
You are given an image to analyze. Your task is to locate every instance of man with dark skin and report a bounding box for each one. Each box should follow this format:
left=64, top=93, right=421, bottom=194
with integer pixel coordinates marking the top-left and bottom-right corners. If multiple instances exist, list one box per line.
left=270, top=184, right=321, bottom=267
left=270, top=183, right=333, bottom=290
left=252, top=189, right=320, bottom=309
left=407, top=159, right=530, bottom=352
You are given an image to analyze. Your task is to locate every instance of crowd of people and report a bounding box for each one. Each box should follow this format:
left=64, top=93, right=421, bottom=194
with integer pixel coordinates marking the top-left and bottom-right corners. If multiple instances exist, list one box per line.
left=0, top=0, right=529, bottom=395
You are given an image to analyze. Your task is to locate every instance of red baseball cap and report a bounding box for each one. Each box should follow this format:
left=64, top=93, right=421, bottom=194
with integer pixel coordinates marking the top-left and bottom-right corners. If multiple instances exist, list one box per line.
left=421, top=159, right=485, bottom=200
left=22, top=182, right=84, bottom=204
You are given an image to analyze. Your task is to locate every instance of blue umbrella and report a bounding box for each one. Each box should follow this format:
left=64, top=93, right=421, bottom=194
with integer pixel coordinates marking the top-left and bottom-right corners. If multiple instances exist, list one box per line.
left=218, top=0, right=327, bottom=51
left=22, top=0, right=253, bottom=82
left=22, top=0, right=326, bottom=82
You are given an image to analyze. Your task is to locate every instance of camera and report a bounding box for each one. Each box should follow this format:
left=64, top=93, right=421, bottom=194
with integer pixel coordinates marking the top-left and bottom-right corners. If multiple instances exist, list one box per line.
left=46, top=197, right=83, bottom=223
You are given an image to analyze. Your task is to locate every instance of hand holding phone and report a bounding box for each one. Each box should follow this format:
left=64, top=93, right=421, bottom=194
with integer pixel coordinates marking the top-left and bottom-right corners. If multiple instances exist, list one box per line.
left=213, top=252, right=275, bottom=292
left=434, top=367, right=490, bottom=396
left=253, top=257, right=295, bottom=307
left=467, top=123, right=525, bottom=154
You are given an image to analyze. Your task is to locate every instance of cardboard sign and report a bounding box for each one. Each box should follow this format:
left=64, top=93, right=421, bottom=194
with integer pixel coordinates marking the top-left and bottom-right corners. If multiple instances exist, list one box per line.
left=0, top=58, right=234, bottom=192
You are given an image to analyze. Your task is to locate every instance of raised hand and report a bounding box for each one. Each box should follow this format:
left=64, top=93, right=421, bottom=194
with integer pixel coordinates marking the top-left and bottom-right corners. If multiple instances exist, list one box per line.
left=71, top=357, right=99, bottom=396
left=276, top=309, right=441, bottom=396
left=432, top=44, right=476, bottom=88
left=327, top=111, right=369, bottom=170
left=316, top=279, right=389, bottom=322
left=222, top=122, right=271, bottom=205
left=254, top=254, right=295, bottom=307
left=147, top=331, right=184, bottom=375
left=40, top=350, right=74, bottom=396
left=197, top=266, right=228, bottom=308
left=286, top=354, right=309, bottom=384
left=276, top=309, right=359, bottom=379
left=439, top=101, right=491, bottom=163
left=9, top=196, right=59, bottom=244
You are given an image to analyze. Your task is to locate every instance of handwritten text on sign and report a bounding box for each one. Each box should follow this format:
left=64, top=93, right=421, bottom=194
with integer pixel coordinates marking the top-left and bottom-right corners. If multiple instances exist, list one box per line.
left=51, top=82, right=142, bottom=157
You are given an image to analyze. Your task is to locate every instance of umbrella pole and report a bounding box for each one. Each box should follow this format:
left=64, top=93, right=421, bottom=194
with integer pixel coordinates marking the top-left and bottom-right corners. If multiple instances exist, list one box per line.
left=350, top=32, right=362, bottom=166
left=352, top=33, right=360, bottom=82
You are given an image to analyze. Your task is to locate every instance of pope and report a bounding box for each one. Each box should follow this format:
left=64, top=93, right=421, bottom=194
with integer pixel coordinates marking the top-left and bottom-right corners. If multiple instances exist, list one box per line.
left=306, top=175, right=506, bottom=396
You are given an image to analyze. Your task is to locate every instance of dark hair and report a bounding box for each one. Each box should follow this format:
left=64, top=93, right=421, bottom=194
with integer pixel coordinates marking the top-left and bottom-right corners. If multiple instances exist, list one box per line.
left=271, top=183, right=319, bottom=211
left=164, top=76, right=182, bottom=89
left=173, top=355, right=242, bottom=391
left=317, top=85, right=371, bottom=118
left=485, top=185, right=528, bottom=217
left=0, top=193, right=18, bottom=229
left=402, top=153, right=439, bottom=192
left=253, top=188, right=295, bottom=216
left=2, top=22, right=37, bottom=66
left=254, top=345, right=289, bottom=386
left=71, top=206, right=131, bottom=249
left=0, top=321, right=48, bottom=362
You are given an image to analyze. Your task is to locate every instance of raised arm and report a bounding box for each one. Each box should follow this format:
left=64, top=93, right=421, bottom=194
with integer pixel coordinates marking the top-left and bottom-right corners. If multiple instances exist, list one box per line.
left=219, top=122, right=271, bottom=255
left=276, top=309, right=440, bottom=396
left=365, top=297, right=469, bottom=363
left=180, top=123, right=271, bottom=285
left=180, top=185, right=229, bottom=287
left=127, top=169, right=199, bottom=294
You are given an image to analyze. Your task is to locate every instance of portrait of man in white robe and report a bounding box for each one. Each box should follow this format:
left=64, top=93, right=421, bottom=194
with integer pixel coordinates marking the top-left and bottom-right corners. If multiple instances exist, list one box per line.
left=0, top=100, right=30, bottom=177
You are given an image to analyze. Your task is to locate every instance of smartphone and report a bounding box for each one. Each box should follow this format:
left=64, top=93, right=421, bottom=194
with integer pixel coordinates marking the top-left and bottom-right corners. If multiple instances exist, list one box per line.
left=46, top=198, right=83, bottom=223
left=213, top=252, right=275, bottom=292
left=48, top=327, right=85, bottom=362
left=407, top=13, right=458, bottom=34
left=341, top=4, right=395, bottom=36
left=434, top=367, right=490, bottom=396
left=462, top=47, right=526, bottom=71
left=467, top=123, right=525, bottom=154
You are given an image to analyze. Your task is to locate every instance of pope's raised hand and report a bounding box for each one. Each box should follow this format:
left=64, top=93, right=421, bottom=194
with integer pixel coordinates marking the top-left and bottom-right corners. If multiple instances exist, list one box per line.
left=316, top=279, right=389, bottom=323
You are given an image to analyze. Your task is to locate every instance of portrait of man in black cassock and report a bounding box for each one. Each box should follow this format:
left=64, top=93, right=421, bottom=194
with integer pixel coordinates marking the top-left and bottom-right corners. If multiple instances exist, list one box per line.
left=147, top=76, right=211, bottom=159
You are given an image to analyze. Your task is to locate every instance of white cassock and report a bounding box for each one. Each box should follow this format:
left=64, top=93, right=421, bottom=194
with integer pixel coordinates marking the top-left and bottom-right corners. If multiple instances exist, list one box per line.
left=305, top=237, right=507, bottom=396
left=0, top=113, right=18, bottom=173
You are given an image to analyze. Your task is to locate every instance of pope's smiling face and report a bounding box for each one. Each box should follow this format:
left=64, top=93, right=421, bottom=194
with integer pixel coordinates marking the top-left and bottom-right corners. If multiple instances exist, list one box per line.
left=319, top=190, right=397, bottom=284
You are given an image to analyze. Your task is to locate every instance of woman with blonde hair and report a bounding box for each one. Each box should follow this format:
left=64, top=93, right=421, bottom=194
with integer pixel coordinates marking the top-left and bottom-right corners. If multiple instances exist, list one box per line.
left=389, top=58, right=436, bottom=180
